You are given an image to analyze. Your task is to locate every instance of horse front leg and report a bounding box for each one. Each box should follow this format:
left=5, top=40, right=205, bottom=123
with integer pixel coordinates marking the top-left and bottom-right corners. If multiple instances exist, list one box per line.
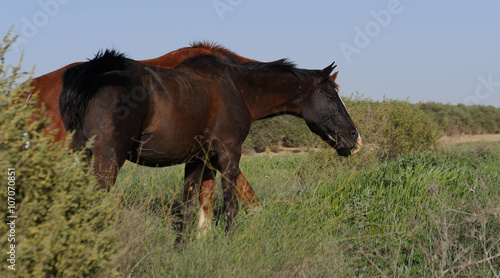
left=91, top=144, right=127, bottom=191
left=93, top=157, right=119, bottom=191
left=182, top=160, right=206, bottom=229
left=215, top=151, right=244, bottom=232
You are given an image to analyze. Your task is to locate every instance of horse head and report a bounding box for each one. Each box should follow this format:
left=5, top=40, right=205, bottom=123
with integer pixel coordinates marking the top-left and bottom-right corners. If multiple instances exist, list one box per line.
left=300, top=63, right=361, bottom=156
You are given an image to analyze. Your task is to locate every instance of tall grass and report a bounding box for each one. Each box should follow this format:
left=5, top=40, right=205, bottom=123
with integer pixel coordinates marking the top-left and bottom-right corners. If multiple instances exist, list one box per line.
left=110, top=143, right=499, bottom=277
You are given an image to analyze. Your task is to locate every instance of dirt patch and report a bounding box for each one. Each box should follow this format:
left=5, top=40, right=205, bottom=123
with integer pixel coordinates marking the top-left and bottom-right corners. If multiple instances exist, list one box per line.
left=439, top=134, right=500, bottom=145
left=245, top=146, right=314, bottom=157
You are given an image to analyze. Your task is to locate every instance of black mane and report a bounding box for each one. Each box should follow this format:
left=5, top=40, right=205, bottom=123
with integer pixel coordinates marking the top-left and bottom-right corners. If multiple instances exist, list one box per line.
left=193, top=54, right=313, bottom=81
left=241, top=59, right=312, bottom=80
left=90, top=49, right=128, bottom=62
left=60, top=49, right=131, bottom=132
left=186, top=42, right=315, bottom=81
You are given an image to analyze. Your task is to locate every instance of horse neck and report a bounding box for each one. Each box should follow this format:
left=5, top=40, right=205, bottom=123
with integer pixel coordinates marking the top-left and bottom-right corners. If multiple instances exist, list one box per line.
left=235, top=71, right=310, bottom=121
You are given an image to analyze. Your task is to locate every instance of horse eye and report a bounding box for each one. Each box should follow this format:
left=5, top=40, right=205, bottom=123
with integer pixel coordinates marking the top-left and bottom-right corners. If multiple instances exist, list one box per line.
left=317, top=89, right=336, bottom=102
left=325, top=93, right=336, bottom=101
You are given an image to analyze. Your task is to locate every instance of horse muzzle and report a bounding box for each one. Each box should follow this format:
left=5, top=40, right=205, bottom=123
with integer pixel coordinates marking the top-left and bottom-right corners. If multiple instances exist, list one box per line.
left=335, top=135, right=362, bottom=157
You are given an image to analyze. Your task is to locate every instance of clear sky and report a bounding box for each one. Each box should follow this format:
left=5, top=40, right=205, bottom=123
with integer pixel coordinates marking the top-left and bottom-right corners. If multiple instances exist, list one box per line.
left=1, top=0, right=499, bottom=107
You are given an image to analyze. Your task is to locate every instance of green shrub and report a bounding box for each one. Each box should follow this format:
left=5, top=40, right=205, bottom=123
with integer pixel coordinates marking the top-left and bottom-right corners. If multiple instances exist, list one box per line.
left=420, top=102, right=500, bottom=135
left=345, top=95, right=441, bottom=160
left=378, top=99, right=441, bottom=159
left=243, top=115, right=322, bottom=154
left=0, top=30, right=120, bottom=278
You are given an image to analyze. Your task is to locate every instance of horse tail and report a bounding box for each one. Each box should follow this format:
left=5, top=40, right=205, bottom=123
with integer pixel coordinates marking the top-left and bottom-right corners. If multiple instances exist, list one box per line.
left=59, top=49, right=129, bottom=134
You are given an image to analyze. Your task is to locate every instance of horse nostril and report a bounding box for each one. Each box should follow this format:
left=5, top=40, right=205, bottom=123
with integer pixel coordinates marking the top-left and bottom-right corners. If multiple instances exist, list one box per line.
left=351, top=130, right=358, bottom=139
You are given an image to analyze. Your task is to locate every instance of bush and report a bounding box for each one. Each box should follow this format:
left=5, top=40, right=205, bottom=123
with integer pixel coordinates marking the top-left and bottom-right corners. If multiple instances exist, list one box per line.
left=243, top=115, right=322, bottom=153
left=345, top=95, right=441, bottom=160
left=379, top=99, right=441, bottom=159
left=420, top=102, right=500, bottom=135
left=0, top=30, right=121, bottom=278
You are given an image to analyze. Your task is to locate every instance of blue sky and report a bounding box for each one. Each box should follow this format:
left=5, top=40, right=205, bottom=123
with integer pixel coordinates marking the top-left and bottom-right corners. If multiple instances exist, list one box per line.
left=2, top=0, right=500, bottom=107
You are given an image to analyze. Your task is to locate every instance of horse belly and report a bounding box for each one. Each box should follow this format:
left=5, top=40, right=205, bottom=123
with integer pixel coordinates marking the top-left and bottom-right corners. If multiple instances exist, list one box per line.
left=129, top=129, right=210, bottom=167
left=133, top=87, right=217, bottom=166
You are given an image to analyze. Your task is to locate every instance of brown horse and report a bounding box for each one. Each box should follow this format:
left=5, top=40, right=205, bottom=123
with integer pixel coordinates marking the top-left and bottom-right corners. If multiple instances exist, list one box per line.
left=27, top=42, right=260, bottom=229
left=59, top=50, right=361, bottom=232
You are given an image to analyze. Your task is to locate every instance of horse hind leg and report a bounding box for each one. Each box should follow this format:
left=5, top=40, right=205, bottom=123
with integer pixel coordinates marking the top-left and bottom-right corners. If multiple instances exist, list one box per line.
left=197, top=166, right=216, bottom=237
left=197, top=158, right=260, bottom=233
left=196, top=167, right=260, bottom=236
left=207, top=158, right=260, bottom=209
left=236, top=173, right=260, bottom=211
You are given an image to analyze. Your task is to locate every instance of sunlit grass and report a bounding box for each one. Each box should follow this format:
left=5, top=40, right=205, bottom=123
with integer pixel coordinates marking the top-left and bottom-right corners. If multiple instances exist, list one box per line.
left=108, top=142, right=500, bottom=277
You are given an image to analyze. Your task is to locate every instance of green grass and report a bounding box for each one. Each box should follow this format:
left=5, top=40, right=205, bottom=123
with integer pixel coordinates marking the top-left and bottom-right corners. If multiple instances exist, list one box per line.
left=108, top=142, right=500, bottom=277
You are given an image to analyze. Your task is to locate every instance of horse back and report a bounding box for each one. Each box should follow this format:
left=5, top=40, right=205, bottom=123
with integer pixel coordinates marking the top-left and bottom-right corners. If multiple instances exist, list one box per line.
left=130, top=59, right=252, bottom=165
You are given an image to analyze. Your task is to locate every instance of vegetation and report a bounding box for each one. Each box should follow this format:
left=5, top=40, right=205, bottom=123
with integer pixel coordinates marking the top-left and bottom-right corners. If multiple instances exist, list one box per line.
left=420, top=101, right=500, bottom=135
left=0, top=31, right=121, bottom=278
left=114, top=143, right=500, bottom=277
left=1, top=32, right=499, bottom=277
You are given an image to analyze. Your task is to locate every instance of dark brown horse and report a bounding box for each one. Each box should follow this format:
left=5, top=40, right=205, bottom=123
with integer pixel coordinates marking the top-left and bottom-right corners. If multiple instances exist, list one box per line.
left=26, top=42, right=260, bottom=229
left=59, top=50, right=361, bottom=232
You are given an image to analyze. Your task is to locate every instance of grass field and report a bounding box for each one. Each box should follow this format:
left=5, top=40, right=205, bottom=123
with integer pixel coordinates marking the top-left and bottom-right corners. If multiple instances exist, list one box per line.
left=106, top=141, right=500, bottom=277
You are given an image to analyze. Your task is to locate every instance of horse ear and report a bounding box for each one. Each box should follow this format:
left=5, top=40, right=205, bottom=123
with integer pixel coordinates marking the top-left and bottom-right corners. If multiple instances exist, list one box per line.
left=314, top=62, right=337, bottom=86
left=331, top=71, right=339, bottom=82
left=321, top=62, right=337, bottom=79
